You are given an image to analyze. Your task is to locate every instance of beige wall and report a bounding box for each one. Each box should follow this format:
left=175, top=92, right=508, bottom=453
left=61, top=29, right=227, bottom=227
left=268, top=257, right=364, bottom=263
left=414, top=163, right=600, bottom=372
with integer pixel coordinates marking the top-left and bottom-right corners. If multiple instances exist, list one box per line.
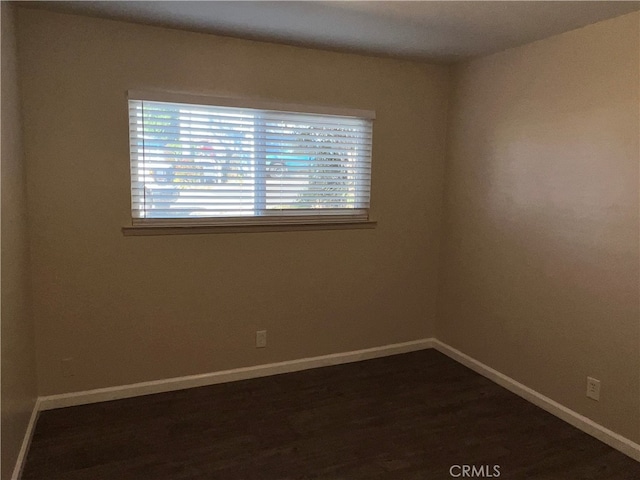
left=12, top=4, right=638, bottom=452
left=16, top=8, right=449, bottom=396
left=1, top=3, right=37, bottom=479
left=438, top=12, right=639, bottom=442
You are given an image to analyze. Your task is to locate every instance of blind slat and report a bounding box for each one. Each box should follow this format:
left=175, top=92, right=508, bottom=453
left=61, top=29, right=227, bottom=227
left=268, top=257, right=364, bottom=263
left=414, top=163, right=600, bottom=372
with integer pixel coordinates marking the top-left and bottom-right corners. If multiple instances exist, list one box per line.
left=129, top=106, right=370, bottom=127
left=129, top=96, right=373, bottom=222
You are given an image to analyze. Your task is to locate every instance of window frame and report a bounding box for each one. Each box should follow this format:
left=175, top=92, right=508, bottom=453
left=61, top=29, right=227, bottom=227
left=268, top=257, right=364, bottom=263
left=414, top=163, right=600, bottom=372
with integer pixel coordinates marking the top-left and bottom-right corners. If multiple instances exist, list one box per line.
left=126, top=90, right=375, bottom=233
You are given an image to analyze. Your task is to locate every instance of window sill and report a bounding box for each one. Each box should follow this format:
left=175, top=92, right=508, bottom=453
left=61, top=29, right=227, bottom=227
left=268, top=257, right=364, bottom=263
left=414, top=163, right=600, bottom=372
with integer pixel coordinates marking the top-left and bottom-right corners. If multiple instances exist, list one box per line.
left=122, top=220, right=377, bottom=236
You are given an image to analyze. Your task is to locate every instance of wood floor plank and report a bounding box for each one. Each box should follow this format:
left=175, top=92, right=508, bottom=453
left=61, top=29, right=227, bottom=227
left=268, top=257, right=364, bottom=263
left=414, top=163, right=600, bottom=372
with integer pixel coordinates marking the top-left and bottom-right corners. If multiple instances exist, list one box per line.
left=22, top=350, right=640, bottom=479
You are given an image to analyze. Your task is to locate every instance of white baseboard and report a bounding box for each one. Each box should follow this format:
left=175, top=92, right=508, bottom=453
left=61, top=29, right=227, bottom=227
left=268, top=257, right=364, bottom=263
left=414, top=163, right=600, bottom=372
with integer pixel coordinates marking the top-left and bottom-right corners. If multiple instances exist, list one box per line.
left=432, top=339, right=640, bottom=462
left=26, top=336, right=640, bottom=470
left=39, top=338, right=435, bottom=411
left=11, top=398, right=40, bottom=480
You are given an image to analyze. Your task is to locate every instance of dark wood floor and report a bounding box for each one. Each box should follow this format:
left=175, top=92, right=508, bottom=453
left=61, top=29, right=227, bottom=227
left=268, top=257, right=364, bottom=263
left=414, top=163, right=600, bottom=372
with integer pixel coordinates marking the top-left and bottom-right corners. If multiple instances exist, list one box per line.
left=23, top=350, right=640, bottom=479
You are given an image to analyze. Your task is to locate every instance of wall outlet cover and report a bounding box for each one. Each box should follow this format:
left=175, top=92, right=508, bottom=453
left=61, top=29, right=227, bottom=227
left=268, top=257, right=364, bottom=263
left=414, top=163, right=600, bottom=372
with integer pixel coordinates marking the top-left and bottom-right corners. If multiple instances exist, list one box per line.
left=587, top=376, right=601, bottom=401
left=256, top=330, right=267, bottom=348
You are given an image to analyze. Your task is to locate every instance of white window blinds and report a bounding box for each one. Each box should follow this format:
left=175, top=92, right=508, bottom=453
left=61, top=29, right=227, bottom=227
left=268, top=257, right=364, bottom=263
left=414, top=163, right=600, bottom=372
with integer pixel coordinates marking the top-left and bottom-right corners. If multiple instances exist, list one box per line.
left=128, top=92, right=374, bottom=226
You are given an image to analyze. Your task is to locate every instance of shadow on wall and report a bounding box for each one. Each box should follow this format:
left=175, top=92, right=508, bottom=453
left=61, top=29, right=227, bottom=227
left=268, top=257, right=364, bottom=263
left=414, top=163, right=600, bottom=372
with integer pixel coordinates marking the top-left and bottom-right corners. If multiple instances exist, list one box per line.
left=437, top=104, right=640, bottom=440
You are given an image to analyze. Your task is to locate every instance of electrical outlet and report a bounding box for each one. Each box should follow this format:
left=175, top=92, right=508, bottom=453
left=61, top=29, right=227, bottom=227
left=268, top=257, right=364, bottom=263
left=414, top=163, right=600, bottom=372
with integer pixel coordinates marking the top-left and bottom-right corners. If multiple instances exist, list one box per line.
left=256, top=330, right=267, bottom=348
left=586, top=377, right=600, bottom=401
left=61, top=358, right=76, bottom=378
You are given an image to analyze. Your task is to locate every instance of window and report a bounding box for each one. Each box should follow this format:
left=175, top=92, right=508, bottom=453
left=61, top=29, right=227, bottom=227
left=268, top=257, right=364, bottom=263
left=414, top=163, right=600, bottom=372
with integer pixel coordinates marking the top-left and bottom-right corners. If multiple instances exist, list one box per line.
left=128, top=91, right=374, bottom=228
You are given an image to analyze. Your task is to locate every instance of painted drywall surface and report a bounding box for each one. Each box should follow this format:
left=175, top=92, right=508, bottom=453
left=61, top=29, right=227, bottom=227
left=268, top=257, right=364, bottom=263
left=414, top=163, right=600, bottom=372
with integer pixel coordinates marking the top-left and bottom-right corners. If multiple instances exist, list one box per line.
left=16, top=8, right=449, bottom=395
left=1, top=3, right=37, bottom=479
left=438, top=12, right=639, bottom=442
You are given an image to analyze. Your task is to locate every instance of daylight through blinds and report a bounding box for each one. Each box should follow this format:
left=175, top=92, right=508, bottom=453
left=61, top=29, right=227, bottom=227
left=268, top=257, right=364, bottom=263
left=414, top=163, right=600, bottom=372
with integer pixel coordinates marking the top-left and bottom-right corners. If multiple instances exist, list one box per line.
left=128, top=97, right=373, bottom=224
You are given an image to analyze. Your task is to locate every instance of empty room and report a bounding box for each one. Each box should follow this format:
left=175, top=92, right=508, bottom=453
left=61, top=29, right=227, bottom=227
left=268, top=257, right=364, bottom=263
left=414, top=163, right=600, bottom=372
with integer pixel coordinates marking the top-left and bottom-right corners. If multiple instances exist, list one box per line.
left=2, top=1, right=639, bottom=479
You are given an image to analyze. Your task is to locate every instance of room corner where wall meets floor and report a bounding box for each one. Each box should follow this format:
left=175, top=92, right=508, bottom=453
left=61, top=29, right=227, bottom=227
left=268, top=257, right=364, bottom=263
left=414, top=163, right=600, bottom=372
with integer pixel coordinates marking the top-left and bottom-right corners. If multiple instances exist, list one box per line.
left=14, top=339, right=640, bottom=479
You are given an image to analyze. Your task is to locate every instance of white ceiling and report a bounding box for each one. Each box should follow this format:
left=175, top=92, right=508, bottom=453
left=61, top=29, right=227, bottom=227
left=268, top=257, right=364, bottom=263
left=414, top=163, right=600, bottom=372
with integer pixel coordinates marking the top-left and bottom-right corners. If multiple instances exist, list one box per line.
left=21, top=1, right=640, bottom=63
